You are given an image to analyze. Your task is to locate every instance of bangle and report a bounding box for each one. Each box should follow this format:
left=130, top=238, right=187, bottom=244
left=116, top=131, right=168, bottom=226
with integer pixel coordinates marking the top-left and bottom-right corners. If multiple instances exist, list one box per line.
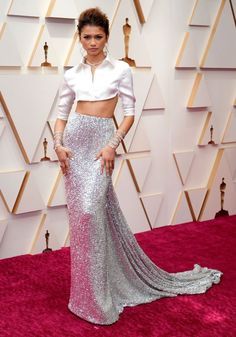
left=107, top=129, right=126, bottom=150
left=53, top=131, right=64, bottom=150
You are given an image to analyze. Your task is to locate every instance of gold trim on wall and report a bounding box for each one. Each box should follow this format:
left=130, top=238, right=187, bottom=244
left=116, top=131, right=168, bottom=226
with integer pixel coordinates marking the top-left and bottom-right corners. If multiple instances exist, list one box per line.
left=29, top=213, right=47, bottom=253
left=0, top=92, right=30, bottom=163
left=198, top=110, right=212, bottom=145
left=47, top=169, right=62, bottom=206
left=133, top=0, right=146, bottom=24
left=12, top=171, right=30, bottom=214
left=28, top=24, right=44, bottom=67
left=175, top=32, right=194, bottom=68
left=221, top=110, right=236, bottom=144
left=200, top=0, right=226, bottom=68
left=187, top=73, right=202, bottom=108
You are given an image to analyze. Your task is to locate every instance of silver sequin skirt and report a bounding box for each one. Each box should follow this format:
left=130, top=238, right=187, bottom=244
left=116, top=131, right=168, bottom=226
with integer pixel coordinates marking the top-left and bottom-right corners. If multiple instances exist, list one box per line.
left=62, top=111, right=223, bottom=325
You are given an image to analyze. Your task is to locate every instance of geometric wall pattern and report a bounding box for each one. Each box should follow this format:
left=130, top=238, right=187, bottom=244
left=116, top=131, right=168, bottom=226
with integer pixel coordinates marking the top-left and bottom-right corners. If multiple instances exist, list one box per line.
left=0, top=0, right=235, bottom=258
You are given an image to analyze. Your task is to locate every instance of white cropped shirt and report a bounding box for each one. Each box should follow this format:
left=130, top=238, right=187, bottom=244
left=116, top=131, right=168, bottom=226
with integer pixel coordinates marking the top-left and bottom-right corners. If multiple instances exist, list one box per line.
left=57, top=53, right=136, bottom=120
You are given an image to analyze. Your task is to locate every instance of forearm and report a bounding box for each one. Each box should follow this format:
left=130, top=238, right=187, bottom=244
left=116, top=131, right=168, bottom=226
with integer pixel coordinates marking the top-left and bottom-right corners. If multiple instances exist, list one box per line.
left=107, top=116, right=134, bottom=150
left=53, top=118, right=67, bottom=150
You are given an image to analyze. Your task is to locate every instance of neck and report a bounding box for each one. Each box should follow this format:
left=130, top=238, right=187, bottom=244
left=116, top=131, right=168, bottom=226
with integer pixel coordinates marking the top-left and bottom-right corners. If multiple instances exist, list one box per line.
left=85, top=52, right=106, bottom=64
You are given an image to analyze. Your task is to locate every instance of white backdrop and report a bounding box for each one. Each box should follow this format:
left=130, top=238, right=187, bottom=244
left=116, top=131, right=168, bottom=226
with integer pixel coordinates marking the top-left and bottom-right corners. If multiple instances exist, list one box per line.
left=0, top=0, right=235, bottom=258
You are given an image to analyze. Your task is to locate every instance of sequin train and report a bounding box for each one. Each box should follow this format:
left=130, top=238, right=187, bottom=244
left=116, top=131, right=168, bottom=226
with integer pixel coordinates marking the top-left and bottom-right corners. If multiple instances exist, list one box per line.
left=63, top=111, right=223, bottom=325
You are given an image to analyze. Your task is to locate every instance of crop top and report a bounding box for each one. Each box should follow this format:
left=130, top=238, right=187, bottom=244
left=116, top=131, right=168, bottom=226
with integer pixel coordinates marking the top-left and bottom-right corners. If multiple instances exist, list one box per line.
left=57, top=53, right=136, bottom=120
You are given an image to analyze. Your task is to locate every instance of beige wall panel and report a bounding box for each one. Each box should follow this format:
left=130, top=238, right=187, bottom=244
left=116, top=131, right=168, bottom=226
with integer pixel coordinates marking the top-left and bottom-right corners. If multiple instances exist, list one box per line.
left=0, top=22, right=22, bottom=66
left=30, top=208, right=69, bottom=254
left=143, top=75, right=165, bottom=110
left=187, top=73, right=212, bottom=108
left=74, top=0, right=120, bottom=23
left=129, top=117, right=151, bottom=152
left=175, top=32, right=198, bottom=69
left=0, top=212, right=42, bottom=258
left=200, top=151, right=236, bottom=220
left=7, top=0, right=48, bottom=17
left=173, top=151, right=195, bottom=185
left=115, top=160, right=150, bottom=233
left=189, top=0, right=211, bottom=27
left=129, top=156, right=152, bottom=191
left=141, top=193, right=163, bottom=228
left=13, top=172, right=45, bottom=214
left=170, top=191, right=193, bottom=225
left=134, top=0, right=154, bottom=23
left=0, top=74, right=61, bottom=163
left=0, top=170, right=25, bottom=212
left=29, top=162, right=60, bottom=206
left=225, top=147, right=236, bottom=182
left=185, top=187, right=208, bottom=220
left=0, top=219, right=7, bottom=243
left=222, top=108, right=236, bottom=143
left=109, top=0, right=151, bottom=67
left=200, top=0, right=236, bottom=68
left=48, top=170, right=66, bottom=207
left=0, top=119, right=5, bottom=137
left=32, top=123, right=58, bottom=163
left=46, top=0, right=77, bottom=19
left=115, top=69, right=153, bottom=152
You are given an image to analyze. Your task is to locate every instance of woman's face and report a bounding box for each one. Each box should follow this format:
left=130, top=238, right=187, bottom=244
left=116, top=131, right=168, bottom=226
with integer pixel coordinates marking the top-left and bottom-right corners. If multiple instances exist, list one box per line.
left=79, top=25, right=108, bottom=57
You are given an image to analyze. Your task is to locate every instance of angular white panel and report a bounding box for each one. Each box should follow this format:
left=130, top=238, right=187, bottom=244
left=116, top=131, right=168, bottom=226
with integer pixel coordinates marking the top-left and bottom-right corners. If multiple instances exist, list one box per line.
left=185, top=188, right=208, bottom=220
left=0, top=170, right=25, bottom=212
left=115, top=160, right=150, bottom=233
left=0, top=213, right=42, bottom=259
left=171, top=192, right=193, bottom=225
left=143, top=75, right=165, bottom=110
left=225, top=147, right=236, bottom=182
left=173, top=151, right=195, bottom=185
left=129, top=117, right=151, bottom=152
left=115, top=69, right=153, bottom=152
left=198, top=112, right=220, bottom=146
left=189, top=0, right=211, bottom=27
left=175, top=32, right=198, bottom=69
left=48, top=170, right=67, bottom=207
left=137, top=0, right=154, bottom=22
left=187, top=73, right=212, bottom=108
left=0, top=120, right=5, bottom=138
left=7, top=0, right=42, bottom=17
left=222, top=109, right=236, bottom=143
left=14, top=172, right=45, bottom=214
left=129, top=156, right=152, bottom=191
left=30, top=208, right=69, bottom=254
left=0, top=74, right=61, bottom=163
left=0, top=22, right=23, bottom=66
left=109, top=0, right=152, bottom=67
left=46, top=0, right=78, bottom=19
left=32, top=122, right=58, bottom=163
left=201, top=151, right=236, bottom=220
left=28, top=24, right=59, bottom=67
left=0, top=219, right=8, bottom=244
left=141, top=192, right=163, bottom=228
left=200, top=0, right=236, bottom=68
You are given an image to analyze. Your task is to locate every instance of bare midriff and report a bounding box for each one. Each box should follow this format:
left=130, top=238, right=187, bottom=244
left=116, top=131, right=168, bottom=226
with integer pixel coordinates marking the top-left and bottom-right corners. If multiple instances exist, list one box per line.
left=75, top=95, right=118, bottom=118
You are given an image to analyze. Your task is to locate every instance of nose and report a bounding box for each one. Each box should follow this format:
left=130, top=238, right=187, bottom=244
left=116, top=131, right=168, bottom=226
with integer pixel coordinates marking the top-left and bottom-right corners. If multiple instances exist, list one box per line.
left=90, top=38, right=96, bottom=46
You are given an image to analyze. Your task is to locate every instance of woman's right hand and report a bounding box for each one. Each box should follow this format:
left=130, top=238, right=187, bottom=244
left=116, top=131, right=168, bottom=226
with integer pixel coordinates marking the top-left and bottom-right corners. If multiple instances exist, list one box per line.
left=55, top=146, right=73, bottom=175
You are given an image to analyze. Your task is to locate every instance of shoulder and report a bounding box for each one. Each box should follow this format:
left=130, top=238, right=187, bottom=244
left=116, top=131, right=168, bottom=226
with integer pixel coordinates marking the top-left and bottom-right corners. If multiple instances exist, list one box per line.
left=63, top=65, right=79, bottom=80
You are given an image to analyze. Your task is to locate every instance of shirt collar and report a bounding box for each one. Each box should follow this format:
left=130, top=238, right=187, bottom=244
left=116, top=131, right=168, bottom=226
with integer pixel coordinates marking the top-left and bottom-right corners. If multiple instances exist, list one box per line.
left=77, top=52, right=115, bottom=70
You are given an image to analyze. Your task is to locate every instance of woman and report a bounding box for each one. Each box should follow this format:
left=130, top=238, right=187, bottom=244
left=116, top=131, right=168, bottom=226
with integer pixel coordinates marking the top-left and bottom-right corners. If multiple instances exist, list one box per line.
left=53, top=8, right=223, bottom=325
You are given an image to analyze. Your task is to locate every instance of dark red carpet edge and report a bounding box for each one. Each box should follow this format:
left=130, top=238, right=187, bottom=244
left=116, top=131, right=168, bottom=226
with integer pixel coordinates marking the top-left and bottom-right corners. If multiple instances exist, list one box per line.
left=0, top=215, right=235, bottom=337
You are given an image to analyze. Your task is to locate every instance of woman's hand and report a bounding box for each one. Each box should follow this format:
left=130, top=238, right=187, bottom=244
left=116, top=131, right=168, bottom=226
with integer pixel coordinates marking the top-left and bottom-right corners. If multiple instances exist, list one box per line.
left=95, top=145, right=116, bottom=176
left=55, top=146, right=73, bottom=175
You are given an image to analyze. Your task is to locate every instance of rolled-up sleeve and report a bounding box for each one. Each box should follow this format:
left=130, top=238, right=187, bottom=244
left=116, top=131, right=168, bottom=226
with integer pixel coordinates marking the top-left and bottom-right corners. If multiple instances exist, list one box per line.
left=57, top=74, right=75, bottom=121
left=118, top=65, right=136, bottom=116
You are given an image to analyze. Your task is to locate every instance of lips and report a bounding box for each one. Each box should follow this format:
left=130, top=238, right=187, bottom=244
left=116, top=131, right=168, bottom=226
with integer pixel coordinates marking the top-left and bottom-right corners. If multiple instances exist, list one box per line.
left=89, top=48, right=98, bottom=51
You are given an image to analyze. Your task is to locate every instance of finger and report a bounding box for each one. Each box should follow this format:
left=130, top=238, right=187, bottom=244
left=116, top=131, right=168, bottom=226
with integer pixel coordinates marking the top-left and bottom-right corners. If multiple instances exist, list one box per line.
left=100, top=158, right=105, bottom=174
left=95, top=151, right=102, bottom=161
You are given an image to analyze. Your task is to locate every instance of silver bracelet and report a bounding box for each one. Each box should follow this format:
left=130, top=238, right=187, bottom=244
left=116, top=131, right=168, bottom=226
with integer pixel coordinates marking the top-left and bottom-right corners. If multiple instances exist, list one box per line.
left=107, top=129, right=126, bottom=150
left=53, top=131, right=64, bottom=150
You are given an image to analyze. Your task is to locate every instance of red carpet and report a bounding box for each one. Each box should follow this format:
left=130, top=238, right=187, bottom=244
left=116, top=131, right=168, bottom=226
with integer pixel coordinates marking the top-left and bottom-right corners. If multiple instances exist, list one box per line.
left=0, top=215, right=235, bottom=337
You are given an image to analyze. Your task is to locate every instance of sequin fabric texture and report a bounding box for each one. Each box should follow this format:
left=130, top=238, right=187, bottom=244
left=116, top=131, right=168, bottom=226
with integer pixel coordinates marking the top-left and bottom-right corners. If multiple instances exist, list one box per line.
left=63, top=111, right=223, bottom=325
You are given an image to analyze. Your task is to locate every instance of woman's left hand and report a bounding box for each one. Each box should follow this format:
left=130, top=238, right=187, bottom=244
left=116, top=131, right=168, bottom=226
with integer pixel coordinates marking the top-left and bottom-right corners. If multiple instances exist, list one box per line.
left=95, top=145, right=116, bottom=176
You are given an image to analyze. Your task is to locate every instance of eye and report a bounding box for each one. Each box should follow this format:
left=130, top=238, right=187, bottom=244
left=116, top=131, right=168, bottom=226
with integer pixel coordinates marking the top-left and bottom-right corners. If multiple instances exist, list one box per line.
left=95, top=35, right=103, bottom=40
